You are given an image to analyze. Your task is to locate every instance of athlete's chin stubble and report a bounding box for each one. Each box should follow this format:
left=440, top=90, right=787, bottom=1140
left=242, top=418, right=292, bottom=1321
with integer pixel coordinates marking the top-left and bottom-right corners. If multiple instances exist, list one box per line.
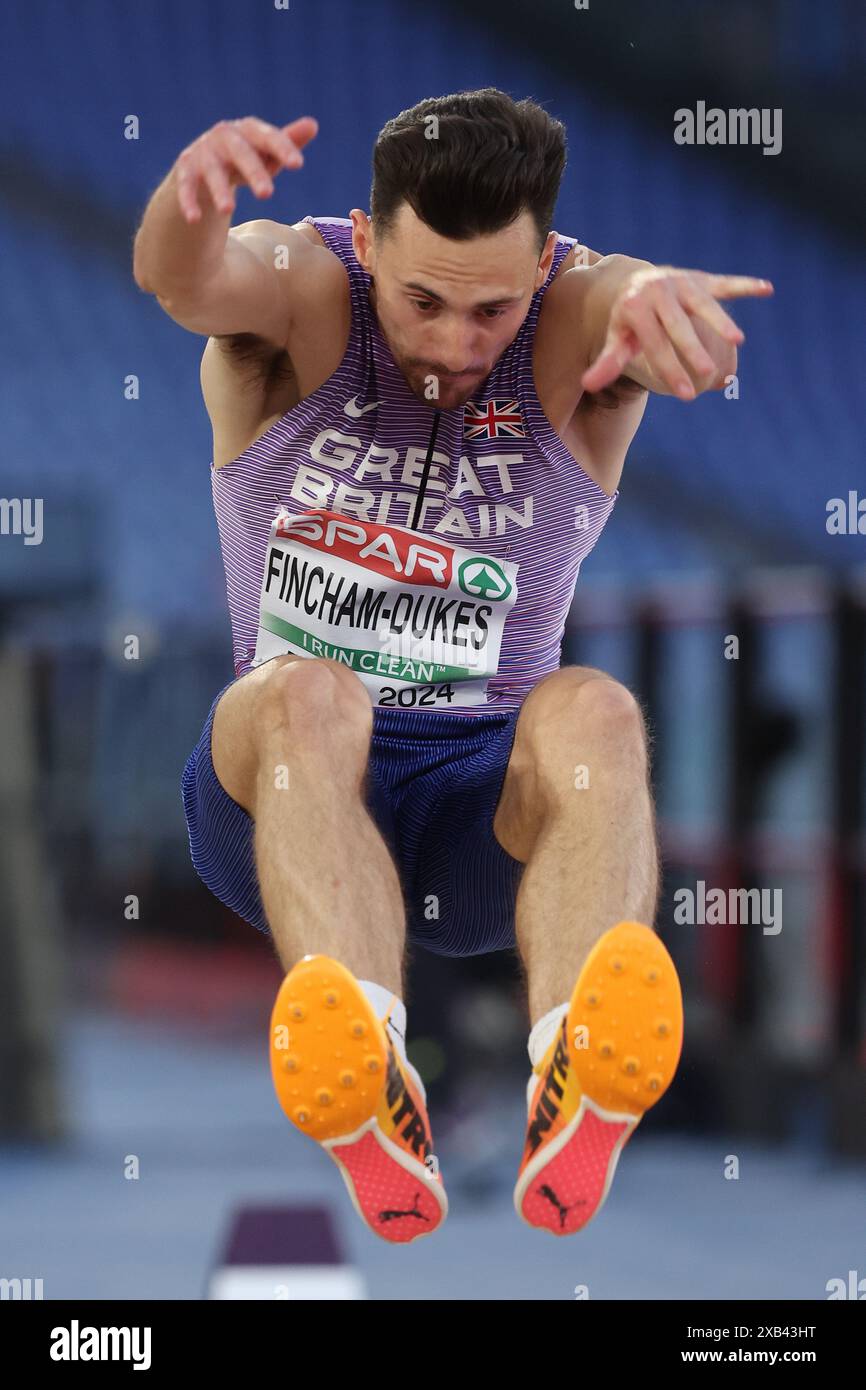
left=403, top=369, right=481, bottom=410
left=408, top=384, right=476, bottom=410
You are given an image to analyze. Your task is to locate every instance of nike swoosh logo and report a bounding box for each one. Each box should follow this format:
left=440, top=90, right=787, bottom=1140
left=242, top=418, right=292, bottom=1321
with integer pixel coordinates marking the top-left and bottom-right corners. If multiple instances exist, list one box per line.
left=344, top=394, right=380, bottom=417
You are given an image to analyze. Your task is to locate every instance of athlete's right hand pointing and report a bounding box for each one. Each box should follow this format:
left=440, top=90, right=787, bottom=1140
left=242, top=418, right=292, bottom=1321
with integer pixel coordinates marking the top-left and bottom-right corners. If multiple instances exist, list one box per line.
left=175, top=116, right=318, bottom=223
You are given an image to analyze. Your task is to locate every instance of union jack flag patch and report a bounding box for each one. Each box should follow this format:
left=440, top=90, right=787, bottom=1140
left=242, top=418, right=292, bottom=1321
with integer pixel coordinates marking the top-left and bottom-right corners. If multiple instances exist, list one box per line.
left=463, top=399, right=526, bottom=439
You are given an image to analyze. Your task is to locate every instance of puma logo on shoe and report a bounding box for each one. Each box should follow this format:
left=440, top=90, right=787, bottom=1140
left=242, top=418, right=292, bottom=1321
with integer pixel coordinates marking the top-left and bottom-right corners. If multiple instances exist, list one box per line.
left=537, top=1182, right=587, bottom=1229
left=378, top=1191, right=430, bottom=1224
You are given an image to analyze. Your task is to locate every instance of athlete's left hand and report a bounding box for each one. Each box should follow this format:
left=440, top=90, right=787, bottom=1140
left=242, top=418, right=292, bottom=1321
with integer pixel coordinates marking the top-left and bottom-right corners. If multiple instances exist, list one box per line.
left=581, top=266, right=774, bottom=400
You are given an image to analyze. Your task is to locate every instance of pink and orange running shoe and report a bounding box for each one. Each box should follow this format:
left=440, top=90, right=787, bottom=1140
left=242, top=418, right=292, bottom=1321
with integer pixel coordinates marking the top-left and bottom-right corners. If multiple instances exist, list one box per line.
left=515, top=921, right=683, bottom=1236
left=270, top=954, right=447, bottom=1244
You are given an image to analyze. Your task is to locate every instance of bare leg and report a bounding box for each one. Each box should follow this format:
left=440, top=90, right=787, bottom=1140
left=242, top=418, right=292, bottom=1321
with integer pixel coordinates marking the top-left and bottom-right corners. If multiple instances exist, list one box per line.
left=493, top=668, right=659, bottom=1026
left=211, top=655, right=406, bottom=993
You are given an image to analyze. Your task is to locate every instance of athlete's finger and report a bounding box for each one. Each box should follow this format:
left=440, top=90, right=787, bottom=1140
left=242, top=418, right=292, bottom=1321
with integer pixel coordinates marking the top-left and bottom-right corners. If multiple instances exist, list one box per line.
left=630, top=306, right=697, bottom=398
left=281, top=116, right=319, bottom=152
left=175, top=153, right=205, bottom=222
left=654, top=291, right=718, bottom=379
left=199, top=153, right=236, bottom=216
left=677, top=281, right=745, bottom=342
left=221, top=126, right=275, bottom=197
left=232, top=117, right=305, bottom=170
left=581, top=329, right=638, bottom=392
left=694, top=271, right=774, bottom=300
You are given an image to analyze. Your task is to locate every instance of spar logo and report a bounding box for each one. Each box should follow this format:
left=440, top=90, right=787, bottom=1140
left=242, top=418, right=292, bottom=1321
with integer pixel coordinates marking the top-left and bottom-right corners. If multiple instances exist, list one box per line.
left=457, top=556, right=512, bottom=601
left=273, top=508, right=513, bottom=598
left=275, top=508, right=453, bottom=587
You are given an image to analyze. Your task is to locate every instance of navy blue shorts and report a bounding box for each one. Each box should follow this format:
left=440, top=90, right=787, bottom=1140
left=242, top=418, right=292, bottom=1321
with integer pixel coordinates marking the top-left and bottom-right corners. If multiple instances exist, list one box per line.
left=181, top=679, right=525, bottom=957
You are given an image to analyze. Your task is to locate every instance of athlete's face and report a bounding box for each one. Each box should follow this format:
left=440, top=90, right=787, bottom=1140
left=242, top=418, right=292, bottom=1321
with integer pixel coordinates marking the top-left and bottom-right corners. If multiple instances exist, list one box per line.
left=351, top=203, right=556, bottom=410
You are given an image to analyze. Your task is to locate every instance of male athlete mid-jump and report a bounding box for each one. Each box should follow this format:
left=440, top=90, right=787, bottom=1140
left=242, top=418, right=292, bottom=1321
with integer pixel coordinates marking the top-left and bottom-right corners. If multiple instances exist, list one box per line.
left=133, top=88, right=772, bottom=1243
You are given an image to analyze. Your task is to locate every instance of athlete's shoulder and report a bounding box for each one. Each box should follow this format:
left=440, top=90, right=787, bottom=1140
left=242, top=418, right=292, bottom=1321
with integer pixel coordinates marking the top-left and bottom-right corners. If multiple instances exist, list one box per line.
left=247, top=217, right=350, bottom=312
left=231, top=216, right=343, bottom=267
left=227, top=216, right=320, bottom=252
left=549, top=235, right=606, bottom=280
left=287, top=216, right=364, bottom=293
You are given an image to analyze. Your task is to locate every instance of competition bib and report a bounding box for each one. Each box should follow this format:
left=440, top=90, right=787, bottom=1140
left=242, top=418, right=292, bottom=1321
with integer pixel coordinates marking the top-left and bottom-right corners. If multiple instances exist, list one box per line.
left=251, top=508, right=519, bottom=710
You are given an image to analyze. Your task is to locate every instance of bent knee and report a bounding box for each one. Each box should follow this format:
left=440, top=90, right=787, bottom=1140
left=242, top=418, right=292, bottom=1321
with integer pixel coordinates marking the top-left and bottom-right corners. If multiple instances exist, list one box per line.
left=257, top=656, right=373, bottom=736
left=523, top=668, right=647, bottom=755
left=573, top=673, right=644, bottom=734
left=211, top=658, right=371, bottom=815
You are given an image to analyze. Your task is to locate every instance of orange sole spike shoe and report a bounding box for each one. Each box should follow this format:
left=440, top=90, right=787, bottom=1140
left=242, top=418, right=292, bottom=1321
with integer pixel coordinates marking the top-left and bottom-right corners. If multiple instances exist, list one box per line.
left=270, top=954, right=447, bottom=1244
left=515, top=921, right=683, bottom=1236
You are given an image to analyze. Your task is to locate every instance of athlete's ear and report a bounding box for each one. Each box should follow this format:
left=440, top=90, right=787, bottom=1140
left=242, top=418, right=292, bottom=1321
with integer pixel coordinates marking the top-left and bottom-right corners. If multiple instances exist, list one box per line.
left=350, top=209, right=374, bottom=271
left=536, top=231, right=558, bottom=288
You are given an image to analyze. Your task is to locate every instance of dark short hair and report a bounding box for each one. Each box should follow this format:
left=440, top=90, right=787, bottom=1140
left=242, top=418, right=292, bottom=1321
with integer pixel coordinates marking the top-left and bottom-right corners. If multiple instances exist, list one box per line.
left=370, top=88, right=567, bottom=254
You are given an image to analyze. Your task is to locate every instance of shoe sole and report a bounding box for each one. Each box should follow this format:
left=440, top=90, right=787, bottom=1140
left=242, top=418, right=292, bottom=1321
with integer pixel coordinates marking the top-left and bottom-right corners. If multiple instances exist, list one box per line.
left=270, top=954, right=447, bottom=1243
left=515, top=921, right=683, bottom=1235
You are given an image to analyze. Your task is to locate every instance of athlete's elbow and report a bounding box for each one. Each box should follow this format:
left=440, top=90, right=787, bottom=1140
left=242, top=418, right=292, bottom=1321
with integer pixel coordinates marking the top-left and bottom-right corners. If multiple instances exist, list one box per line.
left=132, top=229, right=163, bottom=294
left=132, top=247, right=152, bottom=294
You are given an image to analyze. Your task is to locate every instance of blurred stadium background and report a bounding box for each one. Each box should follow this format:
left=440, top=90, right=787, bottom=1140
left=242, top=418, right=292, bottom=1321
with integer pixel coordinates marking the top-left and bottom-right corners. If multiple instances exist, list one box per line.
left=1, top=0, right=864, bottom=1299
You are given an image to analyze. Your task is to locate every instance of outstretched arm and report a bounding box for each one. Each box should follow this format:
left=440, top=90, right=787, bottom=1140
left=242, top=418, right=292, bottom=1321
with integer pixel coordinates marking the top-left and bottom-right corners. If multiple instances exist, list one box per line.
left=132, top=115, right=318, bottom=343
left=576, top=254, right=773, bottom=400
